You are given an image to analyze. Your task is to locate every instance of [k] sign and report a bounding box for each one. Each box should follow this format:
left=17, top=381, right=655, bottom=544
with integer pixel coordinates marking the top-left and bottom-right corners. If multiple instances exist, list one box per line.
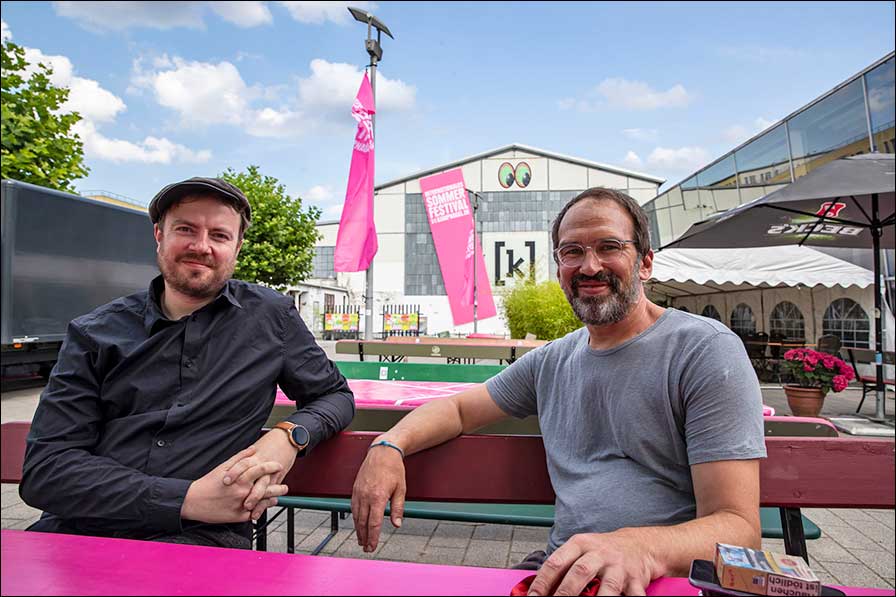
left=419, top=169, right=496, bottom=326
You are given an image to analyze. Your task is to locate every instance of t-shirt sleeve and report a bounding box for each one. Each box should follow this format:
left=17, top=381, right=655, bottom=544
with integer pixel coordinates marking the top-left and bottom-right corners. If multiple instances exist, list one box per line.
left=680, top=331, right=767, bottom=465
left=485, top=347, right=541, bottom=419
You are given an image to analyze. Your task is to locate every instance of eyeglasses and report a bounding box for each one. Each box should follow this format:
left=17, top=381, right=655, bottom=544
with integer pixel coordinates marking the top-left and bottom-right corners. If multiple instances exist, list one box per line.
left=553, top=239, right=636, bottom=267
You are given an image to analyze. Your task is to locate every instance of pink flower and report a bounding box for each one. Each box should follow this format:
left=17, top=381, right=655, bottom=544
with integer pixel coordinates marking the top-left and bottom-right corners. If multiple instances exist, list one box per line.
left=832, top=375, right=848, bottom=392
left=803, top=363, right=814, bottom=372
left=821, top=355, right=836, bottom=369
left=784, top=349, right=799, bottom=361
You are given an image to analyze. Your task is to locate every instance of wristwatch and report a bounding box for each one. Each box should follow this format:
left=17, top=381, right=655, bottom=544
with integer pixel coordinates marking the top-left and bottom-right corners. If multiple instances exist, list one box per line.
left=274, top=421, right=310, bottom=451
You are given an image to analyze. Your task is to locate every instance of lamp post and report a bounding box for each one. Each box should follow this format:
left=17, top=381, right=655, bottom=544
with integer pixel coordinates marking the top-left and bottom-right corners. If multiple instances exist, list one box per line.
left=348, top=7, right=393, bottom=340
left=468, top=189, right=482, bottom=334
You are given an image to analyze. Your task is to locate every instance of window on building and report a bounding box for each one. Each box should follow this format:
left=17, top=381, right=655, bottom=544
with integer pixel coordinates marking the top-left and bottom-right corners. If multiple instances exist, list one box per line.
left=730, top=303, right=756, bottom=337
left=734, top=124, right=792, bottom=190
left=324, top=293, right=335, bottom=312
left=866, top=57, right=895, bottom=154
left=822, top=298, right=870, bottom=348
left=701, top=305, right=722, bottom=321
left=769, top=301, right=805, bottom=341
left=312, top=246, right=336, bottom=279
left=788, top=78, right=871, bottom=179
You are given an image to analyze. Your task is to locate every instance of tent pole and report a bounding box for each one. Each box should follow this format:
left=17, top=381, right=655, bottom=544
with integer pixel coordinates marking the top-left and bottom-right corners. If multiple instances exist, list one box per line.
left=871, top=193, right=886, bottom=421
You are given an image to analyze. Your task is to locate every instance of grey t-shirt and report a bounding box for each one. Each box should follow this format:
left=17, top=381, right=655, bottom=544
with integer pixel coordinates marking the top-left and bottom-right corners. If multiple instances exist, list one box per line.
left=486, top=308, right=766, bottom=553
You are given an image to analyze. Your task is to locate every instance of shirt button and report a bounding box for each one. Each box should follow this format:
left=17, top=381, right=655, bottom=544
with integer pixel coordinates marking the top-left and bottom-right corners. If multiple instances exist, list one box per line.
left=156, top=440, right=166, bottom=447
left=184, top=360, right=193, bottom=368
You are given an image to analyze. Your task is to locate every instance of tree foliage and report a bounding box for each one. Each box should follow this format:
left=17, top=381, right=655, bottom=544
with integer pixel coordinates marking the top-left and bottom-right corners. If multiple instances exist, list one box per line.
left=500, top=276, right=583, bottom=340
left=1, top=41, right=88, bottom=191
left=222, top=166, right=322, bottom=289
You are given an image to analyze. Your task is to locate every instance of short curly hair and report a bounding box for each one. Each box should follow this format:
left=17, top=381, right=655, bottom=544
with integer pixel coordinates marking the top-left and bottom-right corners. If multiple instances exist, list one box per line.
left=550, top=187, right=651, bottom=261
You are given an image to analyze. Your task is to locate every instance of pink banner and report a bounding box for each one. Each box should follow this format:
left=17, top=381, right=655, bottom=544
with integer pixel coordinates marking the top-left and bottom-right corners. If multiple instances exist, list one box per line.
left=419, top=169, right=496, bottom=326
left=334, top=72, right=377, bottom=272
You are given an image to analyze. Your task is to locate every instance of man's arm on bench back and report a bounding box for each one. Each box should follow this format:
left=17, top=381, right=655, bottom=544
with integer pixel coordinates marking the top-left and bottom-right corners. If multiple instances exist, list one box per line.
left=351, top=383, right=509, bottom=551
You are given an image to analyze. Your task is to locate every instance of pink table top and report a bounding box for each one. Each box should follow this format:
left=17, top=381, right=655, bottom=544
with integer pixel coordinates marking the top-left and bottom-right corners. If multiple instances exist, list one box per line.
left=277, top=379, right=476, bottom=409
left=2, top=531, right=891, bottom=596
left=277, top=379, right=776, bottom=414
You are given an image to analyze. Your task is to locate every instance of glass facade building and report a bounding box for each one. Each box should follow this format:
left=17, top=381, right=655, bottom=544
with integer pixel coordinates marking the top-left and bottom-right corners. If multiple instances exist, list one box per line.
left=644, top=53, right=894, bottom=249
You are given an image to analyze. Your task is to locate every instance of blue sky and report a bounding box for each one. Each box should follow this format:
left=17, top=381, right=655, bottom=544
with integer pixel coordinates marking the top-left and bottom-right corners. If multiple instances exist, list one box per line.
left=2, top=1, right=894, bottom=219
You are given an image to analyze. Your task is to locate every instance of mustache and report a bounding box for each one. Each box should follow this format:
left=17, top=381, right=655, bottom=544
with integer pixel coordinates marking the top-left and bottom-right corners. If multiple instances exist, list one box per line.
left=572, top=271, right=621, bottom=294
left=177, top=253, right=216, bottom=267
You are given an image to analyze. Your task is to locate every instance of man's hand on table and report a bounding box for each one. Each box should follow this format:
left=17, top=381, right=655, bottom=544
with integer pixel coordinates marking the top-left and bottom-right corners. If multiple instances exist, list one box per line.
left=182, top=446, right=288, bottom=524
left=526, top=529, right=664, bottom=597
left=351, top=441, right=407, bottom=552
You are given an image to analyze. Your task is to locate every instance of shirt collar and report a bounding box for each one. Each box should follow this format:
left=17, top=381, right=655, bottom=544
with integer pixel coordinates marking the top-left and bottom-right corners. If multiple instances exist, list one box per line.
left=143, top=276, right=243, bottom=335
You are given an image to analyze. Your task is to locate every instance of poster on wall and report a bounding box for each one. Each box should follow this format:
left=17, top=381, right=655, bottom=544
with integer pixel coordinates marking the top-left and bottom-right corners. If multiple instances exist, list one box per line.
left=324, top=312, right=359, bottom=331
left=384, top=312, right=420, bottom=332
left=419, top=168, right=497, bottom=326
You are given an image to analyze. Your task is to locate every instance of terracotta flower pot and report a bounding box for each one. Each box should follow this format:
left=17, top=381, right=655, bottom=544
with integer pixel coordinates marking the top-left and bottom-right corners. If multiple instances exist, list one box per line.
left=784, top=385, right=827, bottom=417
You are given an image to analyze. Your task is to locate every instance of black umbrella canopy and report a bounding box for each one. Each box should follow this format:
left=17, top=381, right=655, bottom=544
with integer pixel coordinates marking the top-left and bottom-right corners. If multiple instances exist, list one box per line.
left=665, top=153, right=894, bottom=251
left=662, top=152, right=895, bottom=421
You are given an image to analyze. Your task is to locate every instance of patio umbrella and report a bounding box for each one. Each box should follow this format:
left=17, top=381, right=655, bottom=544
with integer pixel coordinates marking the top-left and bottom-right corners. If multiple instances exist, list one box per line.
left=661, top=153, right=895, bottom=420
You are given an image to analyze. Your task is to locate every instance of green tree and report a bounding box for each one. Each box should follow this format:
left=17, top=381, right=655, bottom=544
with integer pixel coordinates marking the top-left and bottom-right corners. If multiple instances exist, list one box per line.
left=222, top=165, right=322, bottom=289
left=1, top=41, right=88, bottom=191
left=500, top=275, right=583, bottom=340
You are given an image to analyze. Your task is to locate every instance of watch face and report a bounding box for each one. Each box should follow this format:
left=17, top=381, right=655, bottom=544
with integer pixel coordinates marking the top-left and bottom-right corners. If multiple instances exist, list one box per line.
left=291, top=425, right=310, bottom=448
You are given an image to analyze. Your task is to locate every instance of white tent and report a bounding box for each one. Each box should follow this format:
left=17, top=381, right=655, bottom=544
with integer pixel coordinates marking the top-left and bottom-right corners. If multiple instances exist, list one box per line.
left=647, top=246, right=894, bottom=358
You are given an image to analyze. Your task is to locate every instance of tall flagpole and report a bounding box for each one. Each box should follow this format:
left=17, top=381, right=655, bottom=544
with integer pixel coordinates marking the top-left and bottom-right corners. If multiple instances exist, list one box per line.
left=349, top=7, right=393, bottom=340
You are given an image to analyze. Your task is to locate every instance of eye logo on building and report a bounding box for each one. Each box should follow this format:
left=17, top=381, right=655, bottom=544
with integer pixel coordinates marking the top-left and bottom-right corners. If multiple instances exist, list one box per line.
left=498, top=162, right=532, bottom=188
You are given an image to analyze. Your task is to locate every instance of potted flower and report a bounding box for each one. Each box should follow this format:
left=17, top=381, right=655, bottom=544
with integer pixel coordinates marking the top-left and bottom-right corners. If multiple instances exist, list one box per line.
left=781, top=348, right=855, bottom=416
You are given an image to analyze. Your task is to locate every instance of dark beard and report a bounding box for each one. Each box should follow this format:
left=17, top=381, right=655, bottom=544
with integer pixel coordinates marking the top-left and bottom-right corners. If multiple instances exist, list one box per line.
left=157, top=251, right=233, bottom=299
left=564, top=261, right=641, bottom=326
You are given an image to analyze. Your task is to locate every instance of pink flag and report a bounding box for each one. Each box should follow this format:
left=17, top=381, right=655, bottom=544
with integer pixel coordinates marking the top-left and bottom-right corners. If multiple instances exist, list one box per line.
left=419, top=169, right=496, bottom=326
left=334, top=72, right=377, bottom=272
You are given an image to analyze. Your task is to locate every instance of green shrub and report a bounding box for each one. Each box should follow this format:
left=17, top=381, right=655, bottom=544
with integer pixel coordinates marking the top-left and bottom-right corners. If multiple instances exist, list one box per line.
left=500, top=277, right=582, bottom=340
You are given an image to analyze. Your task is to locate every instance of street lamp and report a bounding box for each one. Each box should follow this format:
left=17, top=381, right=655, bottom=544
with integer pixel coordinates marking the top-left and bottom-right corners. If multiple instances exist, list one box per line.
left=348, top=7, right=393, bottom=340
left=468, top=189, right=482, bottom=333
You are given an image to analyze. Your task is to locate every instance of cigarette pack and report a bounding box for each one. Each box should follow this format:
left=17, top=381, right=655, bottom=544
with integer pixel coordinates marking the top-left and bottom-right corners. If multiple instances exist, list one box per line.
left=714, top=543, right=821, bottom=596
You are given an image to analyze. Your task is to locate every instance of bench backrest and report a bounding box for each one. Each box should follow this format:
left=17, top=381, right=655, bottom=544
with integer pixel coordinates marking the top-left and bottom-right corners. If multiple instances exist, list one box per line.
left=335, top=340, right=539, bottom=361
left=336, top=361, right=506, bottom=383
left=3, top=423, right=893, bottom=510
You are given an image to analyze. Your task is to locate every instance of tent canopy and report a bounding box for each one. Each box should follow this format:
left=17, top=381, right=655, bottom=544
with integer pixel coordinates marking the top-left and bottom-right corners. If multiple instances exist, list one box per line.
left=649, top=246, right=873, bottom=298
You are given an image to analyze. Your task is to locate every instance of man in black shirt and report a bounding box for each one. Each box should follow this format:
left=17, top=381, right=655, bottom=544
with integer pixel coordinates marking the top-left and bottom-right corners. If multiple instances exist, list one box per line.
left=20, top=177, right=355, bottom=548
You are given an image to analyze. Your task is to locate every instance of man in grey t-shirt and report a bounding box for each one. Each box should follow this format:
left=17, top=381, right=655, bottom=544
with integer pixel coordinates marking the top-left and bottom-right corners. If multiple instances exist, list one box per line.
left=352, top=188, right=765, bottom=596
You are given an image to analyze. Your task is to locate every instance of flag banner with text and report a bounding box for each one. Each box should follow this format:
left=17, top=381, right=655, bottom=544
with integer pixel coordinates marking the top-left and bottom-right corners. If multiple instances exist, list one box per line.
left=419, top=169, right=496, bottom=326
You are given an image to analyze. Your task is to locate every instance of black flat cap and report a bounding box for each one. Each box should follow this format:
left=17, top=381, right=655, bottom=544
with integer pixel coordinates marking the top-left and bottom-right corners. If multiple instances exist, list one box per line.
left=148, top=177, right=252, bottom=223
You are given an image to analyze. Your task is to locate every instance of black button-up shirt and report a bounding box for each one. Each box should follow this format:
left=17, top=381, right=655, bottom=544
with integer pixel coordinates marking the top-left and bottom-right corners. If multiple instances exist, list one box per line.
left=21, top=276, right=355, bottom=537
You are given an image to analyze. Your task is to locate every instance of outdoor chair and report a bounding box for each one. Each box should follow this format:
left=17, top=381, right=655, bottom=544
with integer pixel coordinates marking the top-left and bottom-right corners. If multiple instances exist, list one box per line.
left=816, top=334, right=842, bottom=355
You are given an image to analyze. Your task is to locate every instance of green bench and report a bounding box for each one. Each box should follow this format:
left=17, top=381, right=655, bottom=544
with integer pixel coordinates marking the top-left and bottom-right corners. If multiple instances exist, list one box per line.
left=271, top=497, right=822, bottom=555
left=335, top=361, right=507, bottom=382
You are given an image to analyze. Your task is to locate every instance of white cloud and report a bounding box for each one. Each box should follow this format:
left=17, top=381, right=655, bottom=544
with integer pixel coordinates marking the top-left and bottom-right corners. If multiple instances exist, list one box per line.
left=22, top=47, right=75, bottom=86
left=559, top=78, right=692, bottom=112
left=22, top=47, right=125, bottom=124
left=277, top=1, right=376, bottom=25
left=723, top=117, right=776, bottom=145
left=246, top=107, right=307, bottom=137
left=74, top=121, right=212, bottom=164
left=140, top=58, right=250, bottom=126
left=646, top=146, right=710, bottom=173
left=66, top=78, right=127, bottom=123
left=623, top=151, right=644, bottom=169
left=596, top=78, right=693, bottom=110
left=1, top=19, right=11, bottom=42
left=622, top=128, right=658, bottom=142
left=208, top=1, right=272, bottom=27
left=298, top=59, right=416, bottom=116
left=305, top=184, right=335, bottom=203
left=53, top=1, right=206, bottom=30
left=12, top=34, right=212, bottom=166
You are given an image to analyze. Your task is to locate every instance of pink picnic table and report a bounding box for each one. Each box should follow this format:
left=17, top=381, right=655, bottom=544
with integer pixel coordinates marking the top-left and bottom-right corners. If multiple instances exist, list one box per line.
left=2, top=531, right=891, bottom=596
left=276, top=379, right=778, bottom=414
